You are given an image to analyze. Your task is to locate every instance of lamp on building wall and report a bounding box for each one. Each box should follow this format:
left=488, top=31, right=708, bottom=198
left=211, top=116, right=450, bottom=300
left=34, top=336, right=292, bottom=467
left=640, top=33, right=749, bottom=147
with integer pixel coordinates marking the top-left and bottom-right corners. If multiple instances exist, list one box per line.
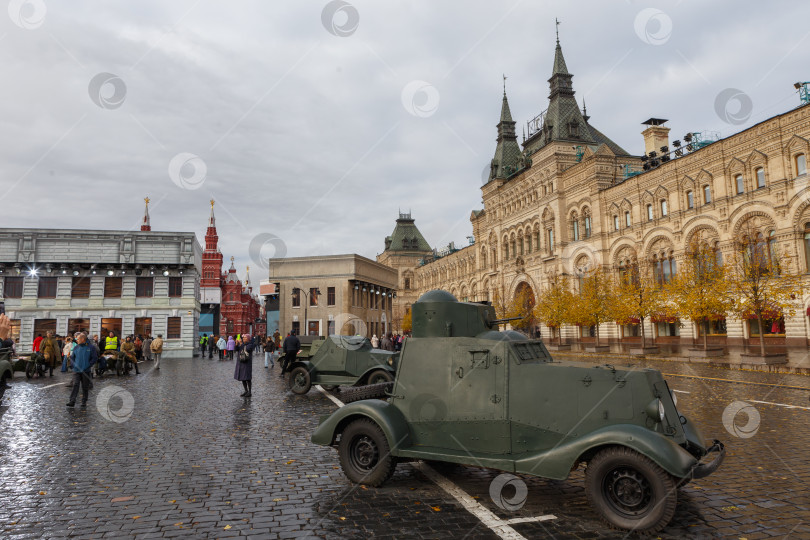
left=162, top=268, right=170, bottom=276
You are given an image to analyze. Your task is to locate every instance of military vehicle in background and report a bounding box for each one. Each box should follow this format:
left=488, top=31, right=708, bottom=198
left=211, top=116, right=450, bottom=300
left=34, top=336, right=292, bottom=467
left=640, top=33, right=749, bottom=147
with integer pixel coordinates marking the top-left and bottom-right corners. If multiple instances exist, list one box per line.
left=311, top=290, right=725, bottom=533
left=287, top=335, right=397, bottom=397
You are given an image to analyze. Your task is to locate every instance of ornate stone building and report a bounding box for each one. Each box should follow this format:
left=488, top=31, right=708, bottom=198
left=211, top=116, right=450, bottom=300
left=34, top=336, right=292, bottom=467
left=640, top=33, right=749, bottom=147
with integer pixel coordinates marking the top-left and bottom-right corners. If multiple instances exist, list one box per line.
left=399, top=37, right=810, bottom=348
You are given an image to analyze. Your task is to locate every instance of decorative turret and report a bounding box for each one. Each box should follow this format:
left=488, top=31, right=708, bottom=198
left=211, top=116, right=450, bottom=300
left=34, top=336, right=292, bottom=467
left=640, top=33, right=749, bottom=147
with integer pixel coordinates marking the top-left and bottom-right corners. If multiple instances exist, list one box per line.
left=486, top=77, right=523, bottom=183
left=383, top=212, right=432, bottom=253
left=140, top=197, right=151, bottom=231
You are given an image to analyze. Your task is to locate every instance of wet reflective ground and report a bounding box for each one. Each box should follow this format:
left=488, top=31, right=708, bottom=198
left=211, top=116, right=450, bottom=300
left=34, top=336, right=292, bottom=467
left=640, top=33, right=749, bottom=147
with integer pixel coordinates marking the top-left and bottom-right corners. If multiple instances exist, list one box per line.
left=0, top=356, right=808, bottom=539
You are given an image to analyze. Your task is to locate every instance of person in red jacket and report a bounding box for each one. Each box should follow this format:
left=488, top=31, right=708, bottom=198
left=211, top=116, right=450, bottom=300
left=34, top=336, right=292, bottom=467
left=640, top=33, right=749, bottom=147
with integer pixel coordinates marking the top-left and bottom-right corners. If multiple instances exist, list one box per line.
left=32, top=333, right=43, bottom=352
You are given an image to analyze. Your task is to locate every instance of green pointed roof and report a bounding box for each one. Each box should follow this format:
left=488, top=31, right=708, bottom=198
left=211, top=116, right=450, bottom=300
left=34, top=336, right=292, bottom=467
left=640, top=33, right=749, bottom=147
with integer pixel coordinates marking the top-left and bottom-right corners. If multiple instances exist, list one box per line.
left=551, top=40, right=569, bottom=75
left=524, top=38, right=629, bottom=156
left=384, top=213, right=432, bottom=253
left=486, top=91, right=523, bottom=182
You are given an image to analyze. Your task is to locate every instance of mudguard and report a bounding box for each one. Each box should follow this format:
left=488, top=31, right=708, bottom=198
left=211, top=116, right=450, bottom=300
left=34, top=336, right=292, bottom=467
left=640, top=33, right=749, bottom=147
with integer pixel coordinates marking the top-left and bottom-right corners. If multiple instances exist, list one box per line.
left=356, top=364, right=395, bottom=384
left=514, top=423, right=699, bottom=480
left=289, top=360, right=315, bottom=374
left=311, top=399, right=412, bottom=451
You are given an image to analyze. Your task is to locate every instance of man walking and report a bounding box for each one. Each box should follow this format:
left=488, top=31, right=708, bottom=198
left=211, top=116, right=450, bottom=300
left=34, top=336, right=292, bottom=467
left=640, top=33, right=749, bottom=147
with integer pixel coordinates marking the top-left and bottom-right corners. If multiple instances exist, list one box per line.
left=143, top=335, right=152, bottom=362
left=151, top=334, right=164, bottom=369
left=263, top=336, right=275, bottom=368
left=40, top=330, right=59, bottom=377
left=280, top=330, right=300, bottom=377
left=67, top=333, right=97, bottom=408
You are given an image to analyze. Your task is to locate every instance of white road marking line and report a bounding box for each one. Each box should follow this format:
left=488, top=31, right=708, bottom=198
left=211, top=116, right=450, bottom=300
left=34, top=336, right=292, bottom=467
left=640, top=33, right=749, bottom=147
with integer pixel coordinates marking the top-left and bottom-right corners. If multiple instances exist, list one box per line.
left=503, top=516, right=558, bottom=525
left=672, top=389, right=690, bottom=394
left=315, top=385, right=345, bottom=408
left=748, top=399, right=810, bottom=411
left=40, top=382, right=69, bottom=389
left=319, top=386, right=557, bottom=537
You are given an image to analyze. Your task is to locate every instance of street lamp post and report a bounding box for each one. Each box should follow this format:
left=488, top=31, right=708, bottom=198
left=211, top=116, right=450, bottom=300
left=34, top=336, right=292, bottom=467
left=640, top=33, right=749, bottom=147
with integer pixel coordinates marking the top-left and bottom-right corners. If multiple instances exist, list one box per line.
left=292, top=287, right=321, bottom=336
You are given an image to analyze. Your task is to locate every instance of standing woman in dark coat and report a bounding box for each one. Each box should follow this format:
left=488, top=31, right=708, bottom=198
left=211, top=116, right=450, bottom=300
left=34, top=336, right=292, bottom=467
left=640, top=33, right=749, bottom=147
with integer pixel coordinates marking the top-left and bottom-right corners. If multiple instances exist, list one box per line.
left=234, top=334, right=254, bottom=397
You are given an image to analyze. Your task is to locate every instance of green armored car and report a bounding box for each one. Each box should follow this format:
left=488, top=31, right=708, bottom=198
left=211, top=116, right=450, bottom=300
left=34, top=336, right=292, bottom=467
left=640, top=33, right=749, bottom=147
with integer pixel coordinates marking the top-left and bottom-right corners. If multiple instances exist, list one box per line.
left=287, top=335, right=397, bottom=396
left=311, top=290, right=725, bottom=533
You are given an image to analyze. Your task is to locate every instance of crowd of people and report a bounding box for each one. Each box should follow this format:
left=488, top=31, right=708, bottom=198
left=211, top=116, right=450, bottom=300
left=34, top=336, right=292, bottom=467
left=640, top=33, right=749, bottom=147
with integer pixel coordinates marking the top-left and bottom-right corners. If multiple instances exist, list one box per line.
left=0, top=319, right=409, bottom=404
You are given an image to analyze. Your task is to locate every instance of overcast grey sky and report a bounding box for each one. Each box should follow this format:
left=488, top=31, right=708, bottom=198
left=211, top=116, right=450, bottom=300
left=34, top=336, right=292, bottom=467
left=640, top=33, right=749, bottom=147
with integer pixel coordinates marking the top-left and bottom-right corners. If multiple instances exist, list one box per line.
left=2, top=0, right=809, bottom=283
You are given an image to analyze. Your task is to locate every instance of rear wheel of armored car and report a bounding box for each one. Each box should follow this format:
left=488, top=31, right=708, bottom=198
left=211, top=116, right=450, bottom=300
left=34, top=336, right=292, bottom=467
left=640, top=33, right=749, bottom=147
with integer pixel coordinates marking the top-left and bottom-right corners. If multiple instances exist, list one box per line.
left=337, top=418, right=396, bottom=487
left=25, top=361, right=36, bottom=379
left=0, top=371, right=9, bottom=400
left=585, top=446, right=677, bottom=533
left=288, top=366, right=312, bottom=395
left=367, top=369, right=393, bottom=385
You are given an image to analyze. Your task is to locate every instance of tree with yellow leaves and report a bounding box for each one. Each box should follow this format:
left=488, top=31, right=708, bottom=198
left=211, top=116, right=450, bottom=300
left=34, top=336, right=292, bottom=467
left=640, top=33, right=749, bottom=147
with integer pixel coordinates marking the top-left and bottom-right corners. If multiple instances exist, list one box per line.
left=666, top=239, right=733, bottom=353
left=504, top=283, right=537, bottom=332
left=612, top=261, right=665, bottom=350
left=401, top=308, right=412, bottom=334
left=570, top=267, right=615, bottom=348
left=533, top=272, right=574, bottom=345
left=726, top=226, right=803, bottom=358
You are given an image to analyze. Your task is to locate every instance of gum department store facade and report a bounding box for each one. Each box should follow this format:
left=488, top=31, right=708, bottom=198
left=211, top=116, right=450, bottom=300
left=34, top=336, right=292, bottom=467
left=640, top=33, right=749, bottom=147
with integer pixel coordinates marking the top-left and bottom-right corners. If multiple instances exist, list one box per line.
left=382, top=38, right=810, bottom=348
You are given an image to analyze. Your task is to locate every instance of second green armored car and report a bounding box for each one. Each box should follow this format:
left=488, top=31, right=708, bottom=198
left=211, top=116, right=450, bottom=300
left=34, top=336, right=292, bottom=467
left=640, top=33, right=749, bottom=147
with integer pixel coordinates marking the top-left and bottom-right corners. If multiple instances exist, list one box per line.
left=287, top=335, right=397, bottom=395
left=311, top=290, right=725, bottom=533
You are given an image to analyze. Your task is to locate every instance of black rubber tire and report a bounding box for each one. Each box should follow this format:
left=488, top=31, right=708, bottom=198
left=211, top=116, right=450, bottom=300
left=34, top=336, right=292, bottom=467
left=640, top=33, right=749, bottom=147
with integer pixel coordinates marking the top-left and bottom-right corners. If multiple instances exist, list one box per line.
left=288, top=366, right=312, bottom=395
left=337, top=418, right=397, bottom=487
left=585, top=446, right=677, bottom=533
left=116, top=360, right=123, bottom=377
left=322, top=385, right=339, bottom=391
left=25, top=362, right=35, bottom=379
left=340, top=382, right=393, bottom=404
left=367, top=369, right=394, bottom=385
left=0, top=372, right=8, bottom=401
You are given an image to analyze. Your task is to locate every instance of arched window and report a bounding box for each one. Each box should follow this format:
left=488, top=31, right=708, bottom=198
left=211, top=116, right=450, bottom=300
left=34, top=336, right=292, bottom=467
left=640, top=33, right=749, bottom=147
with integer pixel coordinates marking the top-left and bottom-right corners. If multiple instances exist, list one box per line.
left=714, top=241, right=723, bottom=267
left=756, top=168, right=766, bottom=189
left=547, top=228, right=555, bottom=252
left=646, top=204, right=654, bottom=221
left=625, top=210, right=632, bottom=227
left=797, top=154, right=807, bottom=176
left=519, top=236, right=525, bottom=256
left=768, top=230, right=777, bottom=269
left=571, top=213, right=579, bottom=241
left=660, top=199, right=668, bottom=216
left=526, top=234, right=532, bottom=253
left=584, top=213, right=592, bottom=238
left=510, top=239, right=516, bottom=259
left=703, top=185, right=712, bottom=204
left=535, top=229, right=541, bottom=252
left=686, top=190, right=694, bottom=209
left=735, top=174, right=744, bottom=194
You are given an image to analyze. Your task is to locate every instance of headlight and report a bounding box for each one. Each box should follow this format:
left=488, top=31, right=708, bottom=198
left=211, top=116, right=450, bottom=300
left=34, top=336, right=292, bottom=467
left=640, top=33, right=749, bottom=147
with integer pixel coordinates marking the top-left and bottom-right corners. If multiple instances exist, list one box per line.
left=387, top=358, right=393, bottom=366
left=646, top=398, right=665, bottom=422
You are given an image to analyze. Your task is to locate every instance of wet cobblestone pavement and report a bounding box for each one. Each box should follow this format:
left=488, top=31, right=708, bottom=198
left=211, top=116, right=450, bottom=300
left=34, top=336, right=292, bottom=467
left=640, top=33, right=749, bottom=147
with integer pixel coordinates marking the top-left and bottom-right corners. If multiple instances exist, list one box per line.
left=1, top=356, right=808, bottom=539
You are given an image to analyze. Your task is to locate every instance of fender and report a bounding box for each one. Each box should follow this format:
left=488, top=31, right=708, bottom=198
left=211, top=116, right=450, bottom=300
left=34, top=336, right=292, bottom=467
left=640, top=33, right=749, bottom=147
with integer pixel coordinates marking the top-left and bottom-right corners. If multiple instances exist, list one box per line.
left=311, top=399, right=411, bottom=452
left=289, top=360, right=315, bottom=373
left=514, top=424, right=698, bottom=480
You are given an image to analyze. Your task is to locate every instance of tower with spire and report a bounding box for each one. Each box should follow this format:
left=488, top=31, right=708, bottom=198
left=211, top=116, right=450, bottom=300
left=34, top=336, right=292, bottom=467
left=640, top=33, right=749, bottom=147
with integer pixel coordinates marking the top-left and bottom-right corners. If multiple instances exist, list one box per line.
left=201, top=199, right=223, bottom=290
left=486, top=76, right=523, bottom=183
left=140, top=197, right=151, bottom=231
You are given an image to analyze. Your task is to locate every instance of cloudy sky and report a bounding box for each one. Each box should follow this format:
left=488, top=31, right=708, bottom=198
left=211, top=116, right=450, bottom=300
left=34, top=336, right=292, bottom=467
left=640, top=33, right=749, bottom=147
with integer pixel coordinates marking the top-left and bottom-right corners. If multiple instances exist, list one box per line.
left=2, top=0, right=809, bottom=283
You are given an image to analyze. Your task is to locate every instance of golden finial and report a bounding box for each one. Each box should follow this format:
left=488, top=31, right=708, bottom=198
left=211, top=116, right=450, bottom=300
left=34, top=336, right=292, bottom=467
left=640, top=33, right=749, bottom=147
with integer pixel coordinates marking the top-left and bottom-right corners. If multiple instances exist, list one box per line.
left=230, top=256, right=234, bottom=262
left=246, top=265, right=250, bottom=272
left=210, top=199, right=215, bottom=208
left=144, top=197, right=150, bottom=205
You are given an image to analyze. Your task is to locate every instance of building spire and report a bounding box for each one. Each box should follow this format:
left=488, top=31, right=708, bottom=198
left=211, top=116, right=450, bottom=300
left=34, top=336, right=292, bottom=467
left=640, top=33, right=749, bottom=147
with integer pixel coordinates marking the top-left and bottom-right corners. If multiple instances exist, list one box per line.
left=488, top=85, right=521, bottom=182
left=555, top=17, right=560, bottom=44
left=229, top=256, right=235, bottom=271
left=140, top=197, right=151, bottom=231
left=209, top=199, right=216, bottom=227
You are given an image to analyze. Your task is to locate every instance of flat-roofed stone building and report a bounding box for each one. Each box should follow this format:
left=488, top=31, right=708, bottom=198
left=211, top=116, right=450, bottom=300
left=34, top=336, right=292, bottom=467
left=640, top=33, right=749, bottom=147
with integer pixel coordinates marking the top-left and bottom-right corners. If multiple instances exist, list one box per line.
left=0, top=227, right=202, bottom=357
left=268, top=254, right=397, bottom=339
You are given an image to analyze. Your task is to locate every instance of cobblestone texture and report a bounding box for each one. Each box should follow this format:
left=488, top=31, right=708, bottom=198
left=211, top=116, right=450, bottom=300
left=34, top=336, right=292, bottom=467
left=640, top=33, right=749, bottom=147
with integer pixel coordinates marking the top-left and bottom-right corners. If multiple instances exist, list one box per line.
left=0, top=356, right=808, bottom=538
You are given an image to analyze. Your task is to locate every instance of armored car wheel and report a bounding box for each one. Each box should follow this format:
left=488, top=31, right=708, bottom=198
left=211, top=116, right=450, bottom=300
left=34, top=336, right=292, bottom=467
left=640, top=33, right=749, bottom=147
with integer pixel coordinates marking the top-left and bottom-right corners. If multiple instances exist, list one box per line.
left=25, top=362, right=36, bottom=379
left=338, top=418, right=396, bottom=487
left=585, top=446, right=677, bottom=533
left=116, top=360, right=124, bottom=377
left=0, top=372, right=8, bottom=400
left=322, top=385, right=339, bottom=391
left=367, top=369, right=393, bottom=385
left=288, top=366, right=312, bottom=395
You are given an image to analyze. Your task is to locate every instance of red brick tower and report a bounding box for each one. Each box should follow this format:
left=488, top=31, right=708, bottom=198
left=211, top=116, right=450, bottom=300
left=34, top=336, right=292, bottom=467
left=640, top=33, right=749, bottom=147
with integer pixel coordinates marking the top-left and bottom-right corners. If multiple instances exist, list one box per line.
left=201, top=199, right=223, bottom=289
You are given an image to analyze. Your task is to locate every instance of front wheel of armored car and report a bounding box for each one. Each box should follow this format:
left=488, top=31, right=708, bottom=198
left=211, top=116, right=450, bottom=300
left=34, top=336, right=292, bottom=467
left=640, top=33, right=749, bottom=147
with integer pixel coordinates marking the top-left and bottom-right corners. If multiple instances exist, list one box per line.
left=288, top=366, right=312, bottom=395
left=337, top=419, right=397, bottom=487
left=367, top=369, right=393, bottom=385
left=585, top=446, right=677, bottom=533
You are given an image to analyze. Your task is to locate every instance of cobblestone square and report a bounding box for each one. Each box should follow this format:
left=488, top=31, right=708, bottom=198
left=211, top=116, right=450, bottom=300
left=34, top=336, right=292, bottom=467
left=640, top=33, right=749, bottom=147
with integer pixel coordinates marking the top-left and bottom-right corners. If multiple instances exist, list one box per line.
left=1, top=356, right=808, bottom=539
